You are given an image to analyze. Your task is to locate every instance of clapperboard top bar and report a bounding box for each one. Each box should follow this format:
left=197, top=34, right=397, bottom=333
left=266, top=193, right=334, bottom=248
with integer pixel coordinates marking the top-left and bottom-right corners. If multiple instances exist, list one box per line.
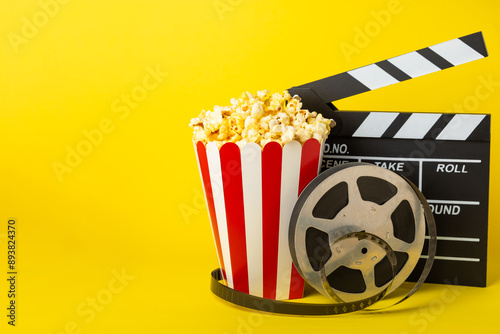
left=290, top=32, right=487, bottom=103
left=288, top=32, right=489, bottom=134
left=331, top=111, right=490, bottom=142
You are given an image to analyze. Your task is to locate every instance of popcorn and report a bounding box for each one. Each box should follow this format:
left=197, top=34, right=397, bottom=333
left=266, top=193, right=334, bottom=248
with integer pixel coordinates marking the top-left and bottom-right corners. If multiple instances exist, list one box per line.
left=189, top=90, right=334, bottom=148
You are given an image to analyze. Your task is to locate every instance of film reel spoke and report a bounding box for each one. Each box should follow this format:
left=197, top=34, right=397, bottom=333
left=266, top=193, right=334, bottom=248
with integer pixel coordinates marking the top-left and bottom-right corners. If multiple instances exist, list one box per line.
left=306, top=215, right=340, bottom=232
left=362, top=270, right=378, bottom=292
left=380, top=196, right=404, bottom=220
left=346, top=176, right=364, bottom=206
left=386, top=236, right=411, bottom=253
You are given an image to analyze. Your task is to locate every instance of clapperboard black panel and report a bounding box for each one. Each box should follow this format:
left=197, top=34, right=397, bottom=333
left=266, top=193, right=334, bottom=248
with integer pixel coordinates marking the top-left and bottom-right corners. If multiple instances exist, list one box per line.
left=321, top=111, right=490, bottom=287
left=289, top=32, right=490, bottom=287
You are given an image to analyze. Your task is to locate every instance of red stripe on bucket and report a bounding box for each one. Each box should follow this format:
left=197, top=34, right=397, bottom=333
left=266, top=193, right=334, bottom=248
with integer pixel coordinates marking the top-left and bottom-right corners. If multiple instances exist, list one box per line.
left=262, top=142, right=283, bottom=299
left=289, top=138, right=321, bottom=299
left=298, top=139, right=321, bottom=194
left=220, top=143, right=249, bottom=294
left=196, top=141, right=226, bottom=279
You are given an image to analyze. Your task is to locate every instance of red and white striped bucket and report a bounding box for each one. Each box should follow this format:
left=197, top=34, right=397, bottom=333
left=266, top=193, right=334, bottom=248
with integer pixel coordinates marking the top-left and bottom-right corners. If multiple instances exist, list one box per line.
left=194, top=139, right=323, bottom=300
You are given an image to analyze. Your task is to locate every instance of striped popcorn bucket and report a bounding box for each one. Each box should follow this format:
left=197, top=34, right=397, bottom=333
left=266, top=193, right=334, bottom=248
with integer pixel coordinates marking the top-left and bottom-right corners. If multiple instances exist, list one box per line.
left=194, top=139, right=323, bottom=300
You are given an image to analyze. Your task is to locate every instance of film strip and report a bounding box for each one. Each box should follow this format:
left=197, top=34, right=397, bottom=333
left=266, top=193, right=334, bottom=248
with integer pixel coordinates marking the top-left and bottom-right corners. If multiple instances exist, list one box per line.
left=212, top=163, right=437, bottom=315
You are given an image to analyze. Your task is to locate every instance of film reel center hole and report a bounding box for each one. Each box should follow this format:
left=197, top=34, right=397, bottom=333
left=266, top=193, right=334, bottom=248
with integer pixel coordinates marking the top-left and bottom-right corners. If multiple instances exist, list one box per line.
left=361, top=247, right=368, bottom=254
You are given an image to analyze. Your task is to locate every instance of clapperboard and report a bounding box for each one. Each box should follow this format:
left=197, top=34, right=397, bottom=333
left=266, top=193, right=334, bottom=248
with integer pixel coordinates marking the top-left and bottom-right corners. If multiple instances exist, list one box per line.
left=289, top=32, right=490, bottom=287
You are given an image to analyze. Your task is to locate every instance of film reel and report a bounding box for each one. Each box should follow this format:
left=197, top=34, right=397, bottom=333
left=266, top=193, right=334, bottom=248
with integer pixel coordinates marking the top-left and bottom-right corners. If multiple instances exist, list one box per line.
left=289, top=163, right=427, bottom=303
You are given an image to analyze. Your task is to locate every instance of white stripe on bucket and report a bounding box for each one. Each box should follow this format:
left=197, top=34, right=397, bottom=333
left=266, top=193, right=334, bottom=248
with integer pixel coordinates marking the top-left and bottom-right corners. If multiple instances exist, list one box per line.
left=275, top=141, right=302, bottom=300
left=206, top=142, right=233, bottom=288
left=240, top=143, right=264, bottom=297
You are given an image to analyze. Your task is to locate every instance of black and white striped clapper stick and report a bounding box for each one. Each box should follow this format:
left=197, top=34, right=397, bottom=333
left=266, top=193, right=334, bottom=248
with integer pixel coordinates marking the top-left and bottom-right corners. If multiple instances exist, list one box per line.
left=291, top=32, right=488, bottom=103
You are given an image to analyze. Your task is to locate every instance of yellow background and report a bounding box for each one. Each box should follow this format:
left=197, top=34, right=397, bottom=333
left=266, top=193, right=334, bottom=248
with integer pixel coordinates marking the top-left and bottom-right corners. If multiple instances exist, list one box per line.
left=1, top=0, right=499, bottom=333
